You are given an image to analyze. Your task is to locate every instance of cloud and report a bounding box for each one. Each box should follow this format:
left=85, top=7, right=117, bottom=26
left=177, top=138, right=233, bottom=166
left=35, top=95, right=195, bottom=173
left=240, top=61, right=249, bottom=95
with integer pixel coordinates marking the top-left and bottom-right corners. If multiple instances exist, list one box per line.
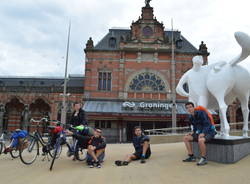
left=0, top=0, right=250, bottom=76
left=0, top=41, right=63, bottom=76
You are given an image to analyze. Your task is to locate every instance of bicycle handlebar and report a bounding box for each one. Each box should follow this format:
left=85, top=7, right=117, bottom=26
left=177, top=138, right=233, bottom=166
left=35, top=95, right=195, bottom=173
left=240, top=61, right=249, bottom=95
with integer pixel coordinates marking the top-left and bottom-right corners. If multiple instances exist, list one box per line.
left=30, top=118, right=62, bottom=125
left=30, top=117, right=49, bottom=124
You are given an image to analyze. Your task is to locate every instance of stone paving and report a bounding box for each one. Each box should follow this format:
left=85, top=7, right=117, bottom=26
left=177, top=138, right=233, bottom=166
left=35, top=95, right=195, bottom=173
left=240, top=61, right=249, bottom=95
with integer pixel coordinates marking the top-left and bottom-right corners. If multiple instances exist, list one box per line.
left=0, top=143, right=250, bottom=184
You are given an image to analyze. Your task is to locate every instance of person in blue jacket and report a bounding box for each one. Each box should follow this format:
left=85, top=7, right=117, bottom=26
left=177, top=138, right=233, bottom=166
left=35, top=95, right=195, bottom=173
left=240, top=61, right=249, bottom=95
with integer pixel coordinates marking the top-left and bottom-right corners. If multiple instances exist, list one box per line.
left=183, top=102, right=217, bottom=166
left=115, top=126, right=151, bottom=166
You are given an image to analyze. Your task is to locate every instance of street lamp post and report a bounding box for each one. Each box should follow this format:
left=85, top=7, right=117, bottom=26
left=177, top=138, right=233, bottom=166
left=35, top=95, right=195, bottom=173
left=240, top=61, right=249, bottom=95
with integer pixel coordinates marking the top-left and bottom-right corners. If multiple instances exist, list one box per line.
left=60, top=21, right=71, bottom=125
left=171, top=19, right=177, bottom=134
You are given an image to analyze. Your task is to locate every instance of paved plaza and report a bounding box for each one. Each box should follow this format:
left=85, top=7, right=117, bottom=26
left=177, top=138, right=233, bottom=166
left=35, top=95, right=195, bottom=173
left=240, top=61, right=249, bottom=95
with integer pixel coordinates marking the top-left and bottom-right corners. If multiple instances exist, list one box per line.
left=1, top=143, right=250, bottom=184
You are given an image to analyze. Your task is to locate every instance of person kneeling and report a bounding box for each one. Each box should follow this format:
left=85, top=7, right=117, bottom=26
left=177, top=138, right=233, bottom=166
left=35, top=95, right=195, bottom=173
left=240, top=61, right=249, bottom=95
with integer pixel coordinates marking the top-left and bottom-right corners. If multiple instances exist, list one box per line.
left=115, top=126, right=151, bottom=166
left=87, top=128, right=106, bottom=168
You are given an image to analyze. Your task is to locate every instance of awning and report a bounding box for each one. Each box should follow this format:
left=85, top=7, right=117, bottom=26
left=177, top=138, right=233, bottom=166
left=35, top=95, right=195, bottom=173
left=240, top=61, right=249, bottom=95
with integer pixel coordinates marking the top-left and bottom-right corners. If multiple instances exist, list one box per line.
left=83, top=101, right=188, bottom=115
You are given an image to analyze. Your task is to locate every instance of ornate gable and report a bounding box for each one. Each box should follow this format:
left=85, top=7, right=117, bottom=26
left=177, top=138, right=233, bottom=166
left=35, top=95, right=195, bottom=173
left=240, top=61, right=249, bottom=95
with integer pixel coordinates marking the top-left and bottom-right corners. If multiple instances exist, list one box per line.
left=130, top=2, right=165, bottom=43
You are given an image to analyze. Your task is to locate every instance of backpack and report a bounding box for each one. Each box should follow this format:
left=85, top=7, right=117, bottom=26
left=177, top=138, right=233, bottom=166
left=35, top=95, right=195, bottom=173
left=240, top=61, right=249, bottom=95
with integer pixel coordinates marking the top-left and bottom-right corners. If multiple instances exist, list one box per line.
left=194, top=106, right=215, bottom=126
left=11, top=130, right=28, bottom=140
left=11, top=130, right=28, bottom=148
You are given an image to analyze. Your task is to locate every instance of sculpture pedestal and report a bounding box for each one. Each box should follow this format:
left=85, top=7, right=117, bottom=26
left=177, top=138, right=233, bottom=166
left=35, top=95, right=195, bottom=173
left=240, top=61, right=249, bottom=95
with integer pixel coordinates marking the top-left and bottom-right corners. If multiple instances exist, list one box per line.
left=192, top=136, right=250, bottom=163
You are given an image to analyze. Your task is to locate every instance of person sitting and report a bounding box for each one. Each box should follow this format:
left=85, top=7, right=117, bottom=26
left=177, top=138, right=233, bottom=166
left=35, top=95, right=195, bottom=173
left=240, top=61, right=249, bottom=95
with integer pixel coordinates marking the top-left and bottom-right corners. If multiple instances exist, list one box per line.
left=86, top=128, right=106, bottom=168
left=183, top=102, right=217, bottom=166
left=115, top=126, right=151, bottom=166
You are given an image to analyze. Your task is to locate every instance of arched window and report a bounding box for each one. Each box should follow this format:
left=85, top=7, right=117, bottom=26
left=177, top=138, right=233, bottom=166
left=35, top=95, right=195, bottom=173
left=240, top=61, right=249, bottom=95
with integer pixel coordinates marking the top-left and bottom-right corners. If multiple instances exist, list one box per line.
left=129, top=72, right=166, bottom=92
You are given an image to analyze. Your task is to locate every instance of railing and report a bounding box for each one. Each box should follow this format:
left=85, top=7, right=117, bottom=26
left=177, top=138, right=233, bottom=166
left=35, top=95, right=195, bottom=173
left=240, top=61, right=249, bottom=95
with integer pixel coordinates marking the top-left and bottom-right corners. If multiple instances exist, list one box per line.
left=144, top=122, right=250, bottom=135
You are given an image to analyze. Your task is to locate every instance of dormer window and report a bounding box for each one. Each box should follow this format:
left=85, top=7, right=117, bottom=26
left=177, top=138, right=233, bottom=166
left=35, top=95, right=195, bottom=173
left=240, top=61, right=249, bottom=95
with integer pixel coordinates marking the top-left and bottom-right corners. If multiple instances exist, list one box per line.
left=176, top=33, right=183, bottom=49
left=109, top=37, right=116, bottom=48
left=176, top=39, right=183, bottom=49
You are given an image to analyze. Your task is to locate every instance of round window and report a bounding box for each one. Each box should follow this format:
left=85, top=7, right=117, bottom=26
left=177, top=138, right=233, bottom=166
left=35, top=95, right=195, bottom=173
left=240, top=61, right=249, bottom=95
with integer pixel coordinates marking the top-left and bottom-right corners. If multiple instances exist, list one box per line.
left=143, top=26, right=153, bottom=37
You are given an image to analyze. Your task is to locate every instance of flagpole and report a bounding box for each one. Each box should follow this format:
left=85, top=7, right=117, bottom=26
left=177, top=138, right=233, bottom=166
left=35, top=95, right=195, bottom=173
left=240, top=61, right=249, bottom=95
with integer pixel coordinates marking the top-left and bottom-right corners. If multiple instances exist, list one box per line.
left=171, top=18, right=177, bottom=133
left=60, top=20, right=71, bottom=125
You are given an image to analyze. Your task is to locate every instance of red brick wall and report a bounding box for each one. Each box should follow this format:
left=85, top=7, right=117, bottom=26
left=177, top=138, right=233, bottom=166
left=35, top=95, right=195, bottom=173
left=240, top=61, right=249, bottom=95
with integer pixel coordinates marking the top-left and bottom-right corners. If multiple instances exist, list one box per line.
left=85, top=49, right=195, bottom=101
left=0, top=92, right=84, bottom=131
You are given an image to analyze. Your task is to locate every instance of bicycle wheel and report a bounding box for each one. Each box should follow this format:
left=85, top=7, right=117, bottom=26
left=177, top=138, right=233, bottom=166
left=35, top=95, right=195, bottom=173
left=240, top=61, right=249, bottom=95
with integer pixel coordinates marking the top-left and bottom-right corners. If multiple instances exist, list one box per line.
left=75, top=148, right=87, bottom=161
left=49, top=143, right=62, bottom=171
left=10, top=148, right=19, bottom=158
left=19, top=135, right=39, bottom=165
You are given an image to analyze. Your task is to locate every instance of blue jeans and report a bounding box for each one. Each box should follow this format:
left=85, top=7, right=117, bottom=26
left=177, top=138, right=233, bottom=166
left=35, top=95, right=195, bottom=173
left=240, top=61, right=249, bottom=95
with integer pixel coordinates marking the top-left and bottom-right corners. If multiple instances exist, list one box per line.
left=86, top=152, right=105, bottom=163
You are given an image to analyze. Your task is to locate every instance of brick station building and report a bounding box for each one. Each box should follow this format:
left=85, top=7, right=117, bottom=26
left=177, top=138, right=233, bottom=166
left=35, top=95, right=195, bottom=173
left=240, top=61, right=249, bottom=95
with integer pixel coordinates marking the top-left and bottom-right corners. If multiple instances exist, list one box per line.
left=83, top=3, right=210, bottom=142
left=0, top=75, right=84, bottom=132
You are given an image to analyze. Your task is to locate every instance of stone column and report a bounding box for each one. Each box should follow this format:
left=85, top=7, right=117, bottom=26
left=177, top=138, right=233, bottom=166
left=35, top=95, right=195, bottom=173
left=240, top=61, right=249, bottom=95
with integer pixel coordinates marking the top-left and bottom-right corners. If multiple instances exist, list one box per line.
left=0, top=104, right=5, bottom=133
left=57, top=102, right=62, bottom=121
left=122, top=121, right=127, bottom=142
left=50, top=102, right=58, bottom=121
left=119, top=121, right=122, bottom=143
left=21, top=104, right=30, bottom=131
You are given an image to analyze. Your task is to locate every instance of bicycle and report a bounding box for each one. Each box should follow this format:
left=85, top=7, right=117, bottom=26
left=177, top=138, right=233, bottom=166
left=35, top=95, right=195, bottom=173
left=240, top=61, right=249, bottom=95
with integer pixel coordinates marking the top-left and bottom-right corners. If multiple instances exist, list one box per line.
left=66, top=125, right=88, bottom=162
left=0, top=130, right=22, bottom=159
left=49, top=125, right=90, bottom=171
left=19, top=118, right=61, bottom=165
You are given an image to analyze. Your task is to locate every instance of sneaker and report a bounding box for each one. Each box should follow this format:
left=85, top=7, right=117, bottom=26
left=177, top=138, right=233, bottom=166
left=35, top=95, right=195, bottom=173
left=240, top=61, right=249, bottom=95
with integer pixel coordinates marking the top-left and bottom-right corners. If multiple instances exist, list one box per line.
left=197, top=157, right=207, bottom=166
left=96, top=161, right=102, bottom=168
left=115, top=160, right=129, bottom=166
left=122, top=161, right=129, bottom=166
left=87, top=161, right=94, bottom=168
left=182, top=155, right=196, bottom=162
left=115, top=160, right=123, bottom=166
left=140, top=157, right=146, bottom=164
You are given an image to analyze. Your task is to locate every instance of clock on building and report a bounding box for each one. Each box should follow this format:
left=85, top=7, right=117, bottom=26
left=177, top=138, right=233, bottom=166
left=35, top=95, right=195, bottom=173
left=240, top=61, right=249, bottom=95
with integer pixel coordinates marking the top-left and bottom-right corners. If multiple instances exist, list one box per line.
left=143, top=26, right=153, bottom=37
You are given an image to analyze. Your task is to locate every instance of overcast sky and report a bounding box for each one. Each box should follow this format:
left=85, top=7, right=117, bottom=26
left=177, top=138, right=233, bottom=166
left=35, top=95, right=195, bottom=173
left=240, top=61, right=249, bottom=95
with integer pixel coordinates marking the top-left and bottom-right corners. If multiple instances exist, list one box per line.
left=0, top=0, right=250, bottom=77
